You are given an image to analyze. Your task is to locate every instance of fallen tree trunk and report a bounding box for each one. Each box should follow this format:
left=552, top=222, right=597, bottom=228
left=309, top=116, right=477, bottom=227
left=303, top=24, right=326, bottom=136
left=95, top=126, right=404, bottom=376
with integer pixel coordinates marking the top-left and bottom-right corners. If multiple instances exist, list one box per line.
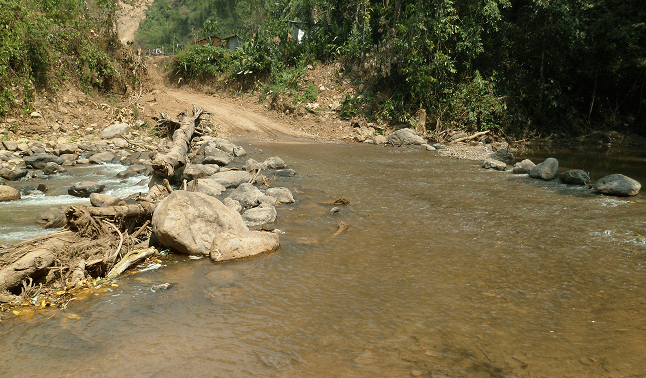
left=152, top=105, right=208, bottom=177
left=0, top=237, right=69, bottom=292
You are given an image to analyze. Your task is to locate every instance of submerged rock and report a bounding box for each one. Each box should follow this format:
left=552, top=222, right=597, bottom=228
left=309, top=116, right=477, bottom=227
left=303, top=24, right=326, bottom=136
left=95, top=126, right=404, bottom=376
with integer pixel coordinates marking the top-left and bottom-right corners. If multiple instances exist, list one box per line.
left=529, top=158, right=559, bottom=180
left=210, top=231, right=279, bottom=262
left=68, top=181, right=106, bottom=197
left=152, top=191, right=249, bottom=255
left=560, top=169, right=591, bottom=185
left=0, top=185, right=20, bottom=202
left=594, top=174, right=641, bottom=196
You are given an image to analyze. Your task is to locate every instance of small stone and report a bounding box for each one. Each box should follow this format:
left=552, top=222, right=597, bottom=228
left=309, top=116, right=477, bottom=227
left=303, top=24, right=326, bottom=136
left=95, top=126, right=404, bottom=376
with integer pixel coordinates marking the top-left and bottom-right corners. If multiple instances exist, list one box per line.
left=482, top=158, right=507, bottom=171
left=560, top=169, right=591, bottom=185
left=512, top=159, right=535, bottom=174
left=30, top=111, right=42, bottom=118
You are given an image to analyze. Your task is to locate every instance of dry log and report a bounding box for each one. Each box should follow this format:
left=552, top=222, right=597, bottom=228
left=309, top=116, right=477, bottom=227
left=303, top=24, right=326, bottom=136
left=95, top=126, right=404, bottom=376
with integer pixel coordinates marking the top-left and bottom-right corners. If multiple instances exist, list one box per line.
left=449, top=130, right=490, bottom=144
left=0, top=238, right=67, bottom=292
left=152, top=105, right=208, bottom=177
left=106, top=247, right=157, bottom=280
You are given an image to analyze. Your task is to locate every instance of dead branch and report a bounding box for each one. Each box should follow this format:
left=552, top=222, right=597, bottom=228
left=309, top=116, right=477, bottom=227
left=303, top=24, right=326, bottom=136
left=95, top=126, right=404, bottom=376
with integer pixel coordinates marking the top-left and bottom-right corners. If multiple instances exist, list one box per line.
left=106, top=247, right=157, bottom=280
left=450, top=130, right=490, bottom=144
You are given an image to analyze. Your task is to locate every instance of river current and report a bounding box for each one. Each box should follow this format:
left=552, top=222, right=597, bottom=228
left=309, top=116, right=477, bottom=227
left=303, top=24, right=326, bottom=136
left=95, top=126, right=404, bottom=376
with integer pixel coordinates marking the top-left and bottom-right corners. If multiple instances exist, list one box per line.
left=0, top=141, right=644, bottom=377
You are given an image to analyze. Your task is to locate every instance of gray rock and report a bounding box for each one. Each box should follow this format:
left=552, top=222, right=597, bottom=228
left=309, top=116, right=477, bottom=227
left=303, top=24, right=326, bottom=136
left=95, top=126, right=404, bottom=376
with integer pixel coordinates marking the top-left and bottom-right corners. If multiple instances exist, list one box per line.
left=210, top=231, right=279, bottom=262
left=89, top=151, right=115, bottom=164
left=35, top=206, right=67, bottom=228
left=152, top=191, right=249, bottom=255
left=68, top=181, right=106, bottom=197
left=560, top=169, right=591, bottom=185
left=233, top=145, right=247, bottom=157
left=2, top=141, right=18, bottom=151
left=529, top=158, right=559, bottom=180
left=183, top=163, right=219, bottom=181
left=209, top=170, right=253, bottom=188
left=186, top=177, right=227, bottom=197
left=512, top=159, right=536, bottom=174
left=59, top=154, right=76, bottom=166
left=242, top=205, right=277, bottom=228
left=265, top=187, right=295, bottom=204
left=23, top=153, right=63, bottom=169
left=43, top=162, right=66, bottom=175
left=89, top=193, right=121, bottom=207
left=0, top=185, right=20, bottom=201
left=432, top=143, right=446, bottom=149
left=212, top=138, right=238, bottom=154
left=0, top=166, right=28, bottom=181
left=373, top=135, right=387, bottom=145
left=223, top=198, right=242, bottom=213
left=482, top=159, right=507, bottom=171
left=101, top=122, right=130, bottom=138
left=245, top=158, right=262, bottom=171
left=202, top=147, right=233, bottom=166
left=116, top=164, right=152, bottom=178
left=387, top=128, right=426, bottom=146
left=57, top=143, right=78, bottom=155
left=594, top=174, right=641, bottom=196
left=262, top=156, right=286, bottom=170
left=227, top=183, right=265, bottom=208
left=353, top=126, right=374, bottom=143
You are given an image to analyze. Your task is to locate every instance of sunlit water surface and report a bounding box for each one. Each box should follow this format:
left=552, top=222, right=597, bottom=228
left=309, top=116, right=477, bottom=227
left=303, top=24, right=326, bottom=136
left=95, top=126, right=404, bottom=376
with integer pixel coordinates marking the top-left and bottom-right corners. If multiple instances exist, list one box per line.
left=1, top=142, right=644, bottom=377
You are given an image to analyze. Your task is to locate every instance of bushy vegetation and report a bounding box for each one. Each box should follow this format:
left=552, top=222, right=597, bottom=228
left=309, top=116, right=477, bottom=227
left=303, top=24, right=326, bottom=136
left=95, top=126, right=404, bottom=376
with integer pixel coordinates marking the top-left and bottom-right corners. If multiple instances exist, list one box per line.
left=0, top=0, right=134, bottom=116
left=153, top=0, right=645, bottom=138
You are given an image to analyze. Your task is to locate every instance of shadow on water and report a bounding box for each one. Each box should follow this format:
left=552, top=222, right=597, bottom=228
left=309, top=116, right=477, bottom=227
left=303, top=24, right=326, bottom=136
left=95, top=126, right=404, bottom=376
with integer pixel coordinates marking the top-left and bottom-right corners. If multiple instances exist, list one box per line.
left=1, top=142, right=645, bottom=377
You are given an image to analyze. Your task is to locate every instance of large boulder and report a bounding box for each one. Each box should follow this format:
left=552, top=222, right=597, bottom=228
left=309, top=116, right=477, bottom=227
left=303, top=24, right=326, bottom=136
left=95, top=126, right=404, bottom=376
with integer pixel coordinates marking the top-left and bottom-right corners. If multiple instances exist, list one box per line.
left=23, top=153, right=63, bottom=169
left=210, top=231, right=279, bottom=262
left=89, top=151, right=116, bottom=164
left=529, top=158, right=559, bottom=180
left=227, top=183, right=265, bottom=208
left=209, top=170, right=253, bottom=188
left=68, top=182, right=106, bottom=197
left=101, top=122, right=130, bottom=138
left=512, top=159, right=535, bottom=174
left=242, top=205, right=277, bottom=228
left=152, top=191, right=249, bottom=255
left=265, top=187, right=295, bottom=203
left=387, top=128, right=426, bottom=146
left=560, top=169, right=591, bottom=185
left=482, top=159, right=507, bottom=171
left=0, top=185, right=20, bottom=202
left=594, top=174, right=641, bottom=196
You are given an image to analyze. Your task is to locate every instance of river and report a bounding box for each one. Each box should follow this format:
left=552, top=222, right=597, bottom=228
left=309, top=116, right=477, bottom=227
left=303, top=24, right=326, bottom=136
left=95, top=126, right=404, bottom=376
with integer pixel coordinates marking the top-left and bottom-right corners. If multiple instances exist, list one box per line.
left=1, top=141, right=644, bottom=377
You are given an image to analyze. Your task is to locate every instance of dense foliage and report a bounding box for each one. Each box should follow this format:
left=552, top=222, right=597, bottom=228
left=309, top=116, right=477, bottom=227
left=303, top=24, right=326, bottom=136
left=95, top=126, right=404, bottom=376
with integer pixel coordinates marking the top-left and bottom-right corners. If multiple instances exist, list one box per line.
left=0, top=0, right=130, bottom=115
left=155, top=0, right=646, bottom=137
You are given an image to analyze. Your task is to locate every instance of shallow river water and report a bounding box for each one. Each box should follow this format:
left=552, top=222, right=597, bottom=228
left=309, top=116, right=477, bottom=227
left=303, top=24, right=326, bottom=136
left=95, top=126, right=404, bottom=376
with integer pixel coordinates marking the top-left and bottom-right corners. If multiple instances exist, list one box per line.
left=1, top=142, right=645, bottom=377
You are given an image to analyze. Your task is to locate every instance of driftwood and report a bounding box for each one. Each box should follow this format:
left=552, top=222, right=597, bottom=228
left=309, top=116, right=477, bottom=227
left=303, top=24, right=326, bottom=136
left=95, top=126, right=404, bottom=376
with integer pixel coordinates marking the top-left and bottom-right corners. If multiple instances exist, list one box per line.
left=152, top=105, right=208, bottom=177
left=450, top=130, right=490, bottom=144
left=107, top=247, right=156, bottom=280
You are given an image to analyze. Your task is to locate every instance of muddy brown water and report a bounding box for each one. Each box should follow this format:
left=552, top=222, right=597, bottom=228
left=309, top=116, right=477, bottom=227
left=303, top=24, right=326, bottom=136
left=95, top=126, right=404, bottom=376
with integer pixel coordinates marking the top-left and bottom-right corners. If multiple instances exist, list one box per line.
left=1, top=142, right=645, bottom=377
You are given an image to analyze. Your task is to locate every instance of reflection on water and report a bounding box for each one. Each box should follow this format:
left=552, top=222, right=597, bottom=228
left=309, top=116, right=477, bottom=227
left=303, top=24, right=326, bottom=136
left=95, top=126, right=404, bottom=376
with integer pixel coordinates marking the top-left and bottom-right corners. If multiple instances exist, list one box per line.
left=1, top=142, right=645, bottom=377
